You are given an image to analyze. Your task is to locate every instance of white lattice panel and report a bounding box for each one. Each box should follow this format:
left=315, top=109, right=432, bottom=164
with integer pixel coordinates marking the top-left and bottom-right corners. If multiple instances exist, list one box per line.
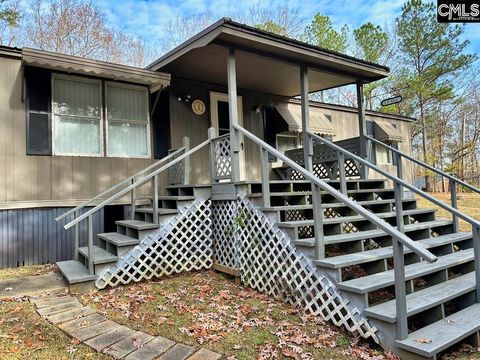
left=213, top=198, right=378, bottom=342
left=213, top=137, right=232, bottom=180
left=212, top=201, right=238, bottom=268
left=96, top=201, right=213, bottom=289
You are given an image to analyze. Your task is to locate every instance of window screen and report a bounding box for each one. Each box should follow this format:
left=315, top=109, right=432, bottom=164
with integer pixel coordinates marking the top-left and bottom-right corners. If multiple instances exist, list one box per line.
left=52, top=75, right=102, bottom=156
left=106, top=83, right=149, bottom=157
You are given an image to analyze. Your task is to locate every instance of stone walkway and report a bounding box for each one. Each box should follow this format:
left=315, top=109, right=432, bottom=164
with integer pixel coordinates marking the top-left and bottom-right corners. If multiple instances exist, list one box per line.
left=30, top=294, right=222, bottom=360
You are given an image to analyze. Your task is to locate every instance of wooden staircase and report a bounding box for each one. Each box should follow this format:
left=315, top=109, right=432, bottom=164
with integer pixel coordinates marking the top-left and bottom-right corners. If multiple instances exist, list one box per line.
left=56, top=184, right=208, bottom=292
left=247, top=177, right=478, bottom=359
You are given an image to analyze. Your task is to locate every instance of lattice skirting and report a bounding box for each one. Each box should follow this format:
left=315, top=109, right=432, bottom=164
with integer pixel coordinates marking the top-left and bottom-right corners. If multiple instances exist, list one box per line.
left=288, top=159, right=360, bottom=180
left=212, top=198, right=378, bottom=342
left=96, top=200, right=213, bottom=289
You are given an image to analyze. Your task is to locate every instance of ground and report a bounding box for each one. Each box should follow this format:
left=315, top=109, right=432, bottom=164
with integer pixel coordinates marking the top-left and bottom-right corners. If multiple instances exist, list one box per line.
left=0, top=267, right=478, bottom=359
left=416, top=192, right=480, bottom=232
left=0, top=192, right=480, bottom=359
left=0, top=263, right=56, bottom=281
left=80, top=271, right=388, bottom=360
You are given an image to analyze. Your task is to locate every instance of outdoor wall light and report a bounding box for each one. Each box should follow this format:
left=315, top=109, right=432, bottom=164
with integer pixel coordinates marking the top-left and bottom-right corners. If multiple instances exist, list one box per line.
left=177, top=94, right=192, bottom=102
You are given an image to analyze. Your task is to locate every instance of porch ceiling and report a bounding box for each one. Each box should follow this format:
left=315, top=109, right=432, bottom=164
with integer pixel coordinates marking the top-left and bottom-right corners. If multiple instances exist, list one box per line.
left=149, top=18, right=390, bottom=97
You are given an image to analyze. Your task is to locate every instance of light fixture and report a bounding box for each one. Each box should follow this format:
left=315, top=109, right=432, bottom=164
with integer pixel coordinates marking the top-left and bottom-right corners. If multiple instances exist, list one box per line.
left=177, top=94, right=192, bottom=102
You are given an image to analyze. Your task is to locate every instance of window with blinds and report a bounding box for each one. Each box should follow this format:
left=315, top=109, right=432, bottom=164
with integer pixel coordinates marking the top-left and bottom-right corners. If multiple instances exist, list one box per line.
left=52, top=75, right=102, bottom=156
left=48, top=74, right=150, bottom=158
left=106, top=82, right=149, bottom=158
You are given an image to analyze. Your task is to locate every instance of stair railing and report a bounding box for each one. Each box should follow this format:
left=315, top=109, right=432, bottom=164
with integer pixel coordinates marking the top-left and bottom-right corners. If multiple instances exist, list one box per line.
left=55, top=128, right=221, bottom=275
left=366, top=135, right=480, bottom=233
left=307, top=131, right=480, bottom=340
left=234, top=124, right=437, bottom=341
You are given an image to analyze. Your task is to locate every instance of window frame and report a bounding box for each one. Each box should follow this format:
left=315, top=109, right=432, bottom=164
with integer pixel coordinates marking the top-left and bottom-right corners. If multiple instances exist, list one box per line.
left=105, top=81, right=151, bottom=159
left=51, top=73, right=104, bottom=157
left=375, top=143, right=392, bottom=165
left=275, top=132, right=301, bottom=154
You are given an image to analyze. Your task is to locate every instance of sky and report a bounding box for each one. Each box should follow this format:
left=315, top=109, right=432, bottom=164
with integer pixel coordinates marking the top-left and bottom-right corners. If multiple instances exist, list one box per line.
left=94, top=0, right=480, bottom=54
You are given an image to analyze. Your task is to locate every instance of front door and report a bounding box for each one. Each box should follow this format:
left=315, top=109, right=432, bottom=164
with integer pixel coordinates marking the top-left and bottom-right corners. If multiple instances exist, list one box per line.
left=209, top=91, right=246, bottom=180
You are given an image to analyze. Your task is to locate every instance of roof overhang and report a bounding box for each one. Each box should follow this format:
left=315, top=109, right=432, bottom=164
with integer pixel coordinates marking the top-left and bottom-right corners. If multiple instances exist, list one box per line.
left=148, top=18, right=389, bottom=97
left=374, top=120, right=405, bottom=142
left=22, top=47, right=170, bottom=91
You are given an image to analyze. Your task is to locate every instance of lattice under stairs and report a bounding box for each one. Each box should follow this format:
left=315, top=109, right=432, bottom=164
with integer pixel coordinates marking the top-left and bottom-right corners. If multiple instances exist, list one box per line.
left=56, top=172, right=480, bottom=359
left=238, top=177, right=479, bottom=360
left=56, top=184, right=212, bottom=292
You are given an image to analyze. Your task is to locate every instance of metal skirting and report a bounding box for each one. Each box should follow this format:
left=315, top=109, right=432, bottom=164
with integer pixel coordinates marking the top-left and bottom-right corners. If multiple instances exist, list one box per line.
left=0, top=207, right=104, bottom=268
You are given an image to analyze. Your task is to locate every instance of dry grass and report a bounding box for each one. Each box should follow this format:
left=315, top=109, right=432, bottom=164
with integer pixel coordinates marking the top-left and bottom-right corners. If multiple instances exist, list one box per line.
left=416, top=192, right=480, bottom=232
left=0, top=264, right=57, bottom=282
left=0, top=298, right=109, bottom=359
left=80, top=271, right=387, bottom=360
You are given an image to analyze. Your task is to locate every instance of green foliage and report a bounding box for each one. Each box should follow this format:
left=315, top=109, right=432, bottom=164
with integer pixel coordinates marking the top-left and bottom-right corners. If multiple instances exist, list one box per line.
left=396, top=0, right=475, bottom=104
left=303, top=13, right=348, bottom=53
left=0, top=0, right=19, bottom=27
left=353, top=22, right=388, bottom=64
left=254, top=20, right=287, bottom=36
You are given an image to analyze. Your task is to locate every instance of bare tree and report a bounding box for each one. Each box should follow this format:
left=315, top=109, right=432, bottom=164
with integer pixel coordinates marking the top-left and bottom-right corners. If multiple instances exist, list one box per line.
left=159, top=12, right=214, bottom=54
left=240, top=5, right=304, bottom=38
left=25, top=0, right=148, bottom=66
left=158, top=6, right=304, bottom=55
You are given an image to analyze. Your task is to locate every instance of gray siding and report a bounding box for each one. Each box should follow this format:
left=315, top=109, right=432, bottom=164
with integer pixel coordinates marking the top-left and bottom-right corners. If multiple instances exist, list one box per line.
left=0, top=207, right=104, bottom=268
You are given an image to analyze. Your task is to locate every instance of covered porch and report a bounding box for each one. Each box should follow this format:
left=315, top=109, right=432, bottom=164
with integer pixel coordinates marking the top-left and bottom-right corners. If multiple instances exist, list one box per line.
left=149, top=18, right=390, bottom=184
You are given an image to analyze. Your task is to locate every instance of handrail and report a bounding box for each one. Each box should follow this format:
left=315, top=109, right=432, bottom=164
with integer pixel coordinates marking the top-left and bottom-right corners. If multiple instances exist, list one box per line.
left=63, top=138, right=212, bottom=230
left=233, top=124, right=437, bottom=263
left=312, top=132, right=480, bottom=228
left=309, top=130, right=480, bottom=340
left=55, top=146, right=185, bottom=222
left=366, top=135, right=480, bottom=195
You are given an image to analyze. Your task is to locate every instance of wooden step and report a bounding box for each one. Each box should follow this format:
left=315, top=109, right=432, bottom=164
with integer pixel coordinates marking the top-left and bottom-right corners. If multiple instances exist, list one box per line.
left=56, top=260, right=95, bottom=284
left=338, top=248, right=474, bottom=294
left=364, top=272, right=475, bottom=323
left=135, top=208, right=178, bottom=215
left=315, top=232, right=471, bottom=269
left=115, top=220, right=159, bottom=231
left=263, top=198, right=417, bottom=212
left=97, top=232, right=140, bottom=247
left=278, top=209, right=436, bottom=228
left=157, top=195, right=195, bottom=201
left=79, top=246, right=118, bottom=265
left=395, top=303, right=480, bottom=358
left=321, top=220, right=453, bottom=245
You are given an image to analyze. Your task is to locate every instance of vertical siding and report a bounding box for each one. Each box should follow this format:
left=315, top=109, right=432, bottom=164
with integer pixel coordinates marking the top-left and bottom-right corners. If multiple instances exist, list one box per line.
left=0, top=207, right=104, bottom=268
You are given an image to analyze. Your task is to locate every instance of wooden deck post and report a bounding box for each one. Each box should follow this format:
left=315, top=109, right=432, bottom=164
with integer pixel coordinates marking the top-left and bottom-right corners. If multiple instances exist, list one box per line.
left=356, top=81, right=368, bottom=178
left=182, top=136, right=190, bottom=185
left=227, top=48, right=240, bottom=182
left=300, top=66, right=313, bottom=172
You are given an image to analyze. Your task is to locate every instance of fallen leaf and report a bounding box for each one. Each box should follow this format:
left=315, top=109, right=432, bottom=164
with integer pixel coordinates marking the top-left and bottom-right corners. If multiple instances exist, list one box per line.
left=415, top=338, right=432, bottom=344
left=132, top=337, right=143, bottom=349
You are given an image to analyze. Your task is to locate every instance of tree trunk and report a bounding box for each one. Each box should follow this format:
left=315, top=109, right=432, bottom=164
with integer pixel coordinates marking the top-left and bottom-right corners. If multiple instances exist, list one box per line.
left=419, top=98, right=429, bottom=191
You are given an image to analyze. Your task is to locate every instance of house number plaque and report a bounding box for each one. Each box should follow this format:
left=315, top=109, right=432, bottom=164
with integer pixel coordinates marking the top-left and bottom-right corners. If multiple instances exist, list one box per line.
left=192, top=99, right=206, bottom=115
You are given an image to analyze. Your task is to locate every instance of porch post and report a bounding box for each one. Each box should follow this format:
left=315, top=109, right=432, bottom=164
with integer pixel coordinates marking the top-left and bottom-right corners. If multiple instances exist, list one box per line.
left=356, top=81, right=368, bottom=178
left=227, top=48, right=241, bottom=182
left=300, top=66, right=313, bottom=172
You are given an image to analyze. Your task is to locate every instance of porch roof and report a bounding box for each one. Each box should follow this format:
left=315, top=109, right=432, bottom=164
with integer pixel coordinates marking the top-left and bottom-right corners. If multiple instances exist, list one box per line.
left=147, top=18, right=390, bottom=97
left=275, top=103, right=338, bottom=135
left=22, top=47, right=170, bottom=91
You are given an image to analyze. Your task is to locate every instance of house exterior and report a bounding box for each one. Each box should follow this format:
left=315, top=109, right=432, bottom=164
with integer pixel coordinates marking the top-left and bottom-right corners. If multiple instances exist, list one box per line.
left=0, top=19, right=414, bottom=269
left=3, top=18, right=480, bottom=359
